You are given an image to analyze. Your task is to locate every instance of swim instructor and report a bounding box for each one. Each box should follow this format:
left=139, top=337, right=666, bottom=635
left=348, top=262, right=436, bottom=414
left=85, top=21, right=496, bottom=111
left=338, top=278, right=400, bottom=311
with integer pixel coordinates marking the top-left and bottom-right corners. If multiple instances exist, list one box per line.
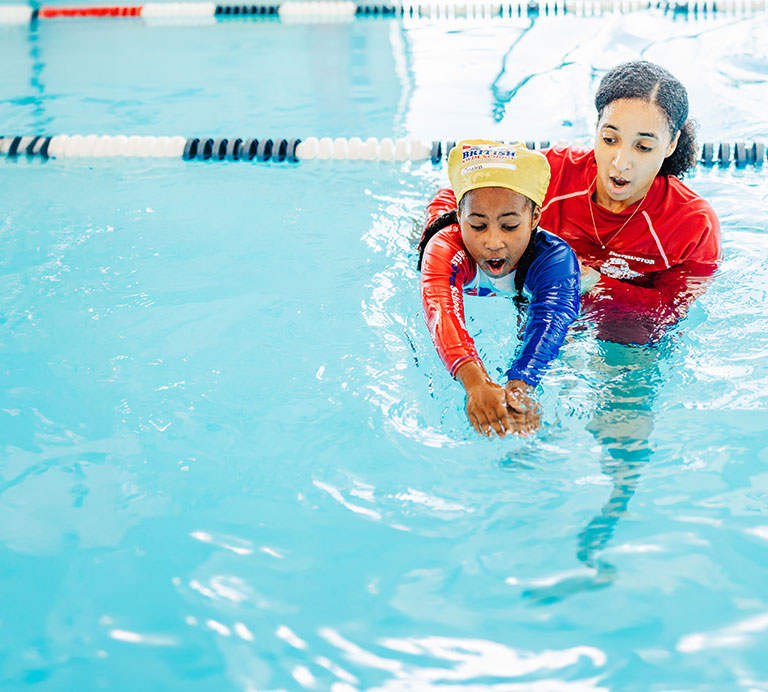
left=433, top=61, right=722, bottom=345
left=540, top=60, right=722, bottom=343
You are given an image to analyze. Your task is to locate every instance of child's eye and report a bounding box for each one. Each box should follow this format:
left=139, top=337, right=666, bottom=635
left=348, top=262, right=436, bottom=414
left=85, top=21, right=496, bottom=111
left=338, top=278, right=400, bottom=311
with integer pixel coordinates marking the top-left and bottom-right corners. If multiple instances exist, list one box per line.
left=502, top=225, right=520, bottom=232
left=470, top=224, right=486, bottom=231
left=637, top=143, right=652, bottom=152
left=602, top=136, right=616, bottom=145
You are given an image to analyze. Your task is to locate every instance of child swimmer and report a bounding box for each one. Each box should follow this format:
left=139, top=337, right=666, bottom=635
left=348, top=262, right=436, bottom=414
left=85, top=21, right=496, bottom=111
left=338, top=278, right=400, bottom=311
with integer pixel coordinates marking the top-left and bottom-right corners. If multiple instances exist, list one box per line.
left=418, top=140, right=580, bottom=437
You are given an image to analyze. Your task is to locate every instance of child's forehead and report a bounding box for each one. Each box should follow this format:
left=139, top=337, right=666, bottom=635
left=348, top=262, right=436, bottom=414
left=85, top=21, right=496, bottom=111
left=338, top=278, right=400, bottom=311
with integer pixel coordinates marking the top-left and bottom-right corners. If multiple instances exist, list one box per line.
left=462, top=187, right=528, bottom=210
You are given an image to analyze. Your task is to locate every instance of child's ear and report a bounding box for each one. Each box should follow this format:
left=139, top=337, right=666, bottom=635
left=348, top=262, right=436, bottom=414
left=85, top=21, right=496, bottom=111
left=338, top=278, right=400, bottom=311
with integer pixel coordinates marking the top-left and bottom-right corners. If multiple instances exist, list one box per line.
left=530, top=204, right=542, bottom=229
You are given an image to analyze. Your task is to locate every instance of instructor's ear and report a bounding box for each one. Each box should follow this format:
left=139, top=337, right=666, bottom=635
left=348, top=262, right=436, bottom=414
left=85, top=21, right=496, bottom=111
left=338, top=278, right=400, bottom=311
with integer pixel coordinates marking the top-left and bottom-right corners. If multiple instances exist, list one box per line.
left=666, top=130, right=681, bottom=158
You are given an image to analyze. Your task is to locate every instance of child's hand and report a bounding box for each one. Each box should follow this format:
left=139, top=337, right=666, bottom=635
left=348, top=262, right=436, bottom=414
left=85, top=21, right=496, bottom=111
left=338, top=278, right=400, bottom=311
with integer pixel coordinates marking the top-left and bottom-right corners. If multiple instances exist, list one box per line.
left=456, top=361, right=514, bottom=437
left=504, top=380, right=541, bottom=435
left=465, top=380, right=514, bottom=437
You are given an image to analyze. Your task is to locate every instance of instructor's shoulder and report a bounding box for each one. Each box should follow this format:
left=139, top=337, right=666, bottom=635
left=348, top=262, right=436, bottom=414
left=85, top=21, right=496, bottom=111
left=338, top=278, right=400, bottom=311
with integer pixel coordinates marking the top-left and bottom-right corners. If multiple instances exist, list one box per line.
left=667, top=176, right=719, bottom=227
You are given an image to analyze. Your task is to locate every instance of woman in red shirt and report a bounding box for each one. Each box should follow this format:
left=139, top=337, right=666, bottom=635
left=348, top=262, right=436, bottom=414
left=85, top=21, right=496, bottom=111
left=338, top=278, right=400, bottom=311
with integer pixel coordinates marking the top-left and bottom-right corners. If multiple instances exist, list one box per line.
left=540, top=60, right=722, bottom=344
left=532, top=62, right=721, bottom=584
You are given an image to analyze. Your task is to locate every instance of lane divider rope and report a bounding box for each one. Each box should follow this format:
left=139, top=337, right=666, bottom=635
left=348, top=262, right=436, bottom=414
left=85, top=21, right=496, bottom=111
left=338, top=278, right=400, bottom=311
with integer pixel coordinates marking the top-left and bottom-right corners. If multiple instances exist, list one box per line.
left=1, top=135, right=765, bottom=168
left=1, top=0, right=765, bottom=23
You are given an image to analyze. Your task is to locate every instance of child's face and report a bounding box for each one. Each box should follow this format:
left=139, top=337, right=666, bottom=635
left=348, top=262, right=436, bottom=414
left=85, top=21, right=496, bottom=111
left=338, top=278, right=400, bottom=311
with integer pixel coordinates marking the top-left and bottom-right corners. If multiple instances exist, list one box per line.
left=459, top=187, right=539, bottom=279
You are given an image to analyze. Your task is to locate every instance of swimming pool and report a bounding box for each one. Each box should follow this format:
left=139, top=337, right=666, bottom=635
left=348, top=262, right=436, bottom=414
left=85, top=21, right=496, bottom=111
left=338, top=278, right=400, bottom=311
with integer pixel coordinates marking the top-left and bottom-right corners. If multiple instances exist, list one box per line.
left=1, top=6, right=768, bottom=691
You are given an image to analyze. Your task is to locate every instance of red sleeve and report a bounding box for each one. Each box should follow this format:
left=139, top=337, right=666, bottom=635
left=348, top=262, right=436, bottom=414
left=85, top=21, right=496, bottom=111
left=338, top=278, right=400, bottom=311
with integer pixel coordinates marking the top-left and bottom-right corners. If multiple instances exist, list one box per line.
left=426, top=188, right=458, bottom=227
left=420, top=192, right=479, bottom=378
left=675, top=200, right=722, bottom=265
left=587, top=207, right=721, bottom=344
left=542, top=146, right=570, bottom=181
left=543, top=146, right=592, bottom=192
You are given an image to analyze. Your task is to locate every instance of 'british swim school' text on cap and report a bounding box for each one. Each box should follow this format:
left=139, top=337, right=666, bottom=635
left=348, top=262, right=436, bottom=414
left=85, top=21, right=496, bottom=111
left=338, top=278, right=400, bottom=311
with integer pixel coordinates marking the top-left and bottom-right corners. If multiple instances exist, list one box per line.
left=447, top=139, right=551, bottom=207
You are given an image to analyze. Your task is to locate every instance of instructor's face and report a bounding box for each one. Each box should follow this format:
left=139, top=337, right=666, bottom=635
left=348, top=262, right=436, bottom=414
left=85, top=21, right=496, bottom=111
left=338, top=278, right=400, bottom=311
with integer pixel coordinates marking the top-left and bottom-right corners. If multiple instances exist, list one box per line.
left=594, top=98, right=680, bottom=211
left=459, top=187, right=539, bottom=279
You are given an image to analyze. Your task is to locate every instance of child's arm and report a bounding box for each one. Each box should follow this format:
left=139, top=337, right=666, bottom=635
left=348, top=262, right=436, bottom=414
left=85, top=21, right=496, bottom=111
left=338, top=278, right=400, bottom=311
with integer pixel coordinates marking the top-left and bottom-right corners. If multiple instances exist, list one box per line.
left=455, top=361, right=522, bottom=437
left=506, top=234, right=581, bottom=386
left=421, top=227, right=521, bottom=437
left=420, top=229, right=481, bottom=378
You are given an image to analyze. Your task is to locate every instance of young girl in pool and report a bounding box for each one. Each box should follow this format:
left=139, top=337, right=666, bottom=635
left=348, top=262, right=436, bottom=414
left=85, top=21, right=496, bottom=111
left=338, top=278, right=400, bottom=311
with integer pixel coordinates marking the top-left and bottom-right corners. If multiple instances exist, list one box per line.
left=418, top=140, right=580, bottom=438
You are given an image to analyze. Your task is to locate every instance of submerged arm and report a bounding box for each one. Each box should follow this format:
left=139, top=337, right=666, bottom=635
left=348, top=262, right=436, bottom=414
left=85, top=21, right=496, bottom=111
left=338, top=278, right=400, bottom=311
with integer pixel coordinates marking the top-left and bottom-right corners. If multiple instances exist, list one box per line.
left=585, top=206, right=721, bottom=344
left=585, top=260, right=718, bottom=344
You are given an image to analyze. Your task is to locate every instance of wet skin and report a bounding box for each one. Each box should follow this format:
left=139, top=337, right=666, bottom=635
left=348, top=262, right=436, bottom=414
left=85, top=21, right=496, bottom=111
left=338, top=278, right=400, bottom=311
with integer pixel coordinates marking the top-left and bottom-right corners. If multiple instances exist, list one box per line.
left=593, top=97, right=680, bottom=213
left=455, top=187, right=541, bottom=438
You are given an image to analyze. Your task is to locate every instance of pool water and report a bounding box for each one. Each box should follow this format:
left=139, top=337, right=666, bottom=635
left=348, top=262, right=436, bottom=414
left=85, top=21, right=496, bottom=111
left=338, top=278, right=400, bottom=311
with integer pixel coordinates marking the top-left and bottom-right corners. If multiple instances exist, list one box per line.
left=1, top=8, right=768, bottom=692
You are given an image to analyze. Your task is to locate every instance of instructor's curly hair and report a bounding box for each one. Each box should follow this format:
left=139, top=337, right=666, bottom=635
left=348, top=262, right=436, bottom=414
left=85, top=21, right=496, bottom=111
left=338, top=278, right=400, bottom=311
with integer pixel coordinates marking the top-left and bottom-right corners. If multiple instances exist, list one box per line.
left=595, top=60, right=698, bottom=178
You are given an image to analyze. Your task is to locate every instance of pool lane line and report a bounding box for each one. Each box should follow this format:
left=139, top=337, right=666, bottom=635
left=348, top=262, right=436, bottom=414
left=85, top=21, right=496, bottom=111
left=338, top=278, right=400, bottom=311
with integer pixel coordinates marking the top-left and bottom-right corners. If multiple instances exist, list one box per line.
left=0, top=134, right=188, bottom=158
left=1, top=0, right=766, bottom=23
left=38, top=5, right=143, bottom=16
left=1, top=135, right=765, bottom=167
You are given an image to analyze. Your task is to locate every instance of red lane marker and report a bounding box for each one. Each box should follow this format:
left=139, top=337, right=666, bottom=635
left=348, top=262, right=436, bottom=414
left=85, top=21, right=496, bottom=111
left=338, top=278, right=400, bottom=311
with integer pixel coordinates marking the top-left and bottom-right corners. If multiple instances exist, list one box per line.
left=38, top=5, right=143, bottom=17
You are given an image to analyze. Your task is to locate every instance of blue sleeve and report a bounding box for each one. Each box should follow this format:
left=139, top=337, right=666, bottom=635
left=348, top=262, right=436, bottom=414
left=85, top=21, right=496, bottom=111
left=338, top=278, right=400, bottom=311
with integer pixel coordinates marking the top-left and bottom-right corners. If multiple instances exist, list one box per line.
left=505, top=232, right=580, bottom=387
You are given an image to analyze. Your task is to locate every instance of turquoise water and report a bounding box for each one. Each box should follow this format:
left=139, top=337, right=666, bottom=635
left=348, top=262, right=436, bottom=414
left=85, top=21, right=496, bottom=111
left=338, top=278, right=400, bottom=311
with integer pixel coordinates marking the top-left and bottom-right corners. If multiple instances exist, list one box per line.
left=2, top=11, right=768, bottom=692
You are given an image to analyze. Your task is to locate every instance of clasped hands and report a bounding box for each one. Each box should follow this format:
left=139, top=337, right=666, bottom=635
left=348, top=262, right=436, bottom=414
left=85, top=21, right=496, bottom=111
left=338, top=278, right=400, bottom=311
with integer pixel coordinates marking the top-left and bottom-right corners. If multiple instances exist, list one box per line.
left=456, top=361, right=540, bottom=438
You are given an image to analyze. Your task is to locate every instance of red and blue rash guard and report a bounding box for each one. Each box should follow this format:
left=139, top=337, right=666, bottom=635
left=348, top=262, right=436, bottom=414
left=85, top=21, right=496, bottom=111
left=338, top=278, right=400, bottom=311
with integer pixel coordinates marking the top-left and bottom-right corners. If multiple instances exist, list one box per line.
left=420, top=189, right=580, bottom=387
left=541, top=146, right=722, bottom=343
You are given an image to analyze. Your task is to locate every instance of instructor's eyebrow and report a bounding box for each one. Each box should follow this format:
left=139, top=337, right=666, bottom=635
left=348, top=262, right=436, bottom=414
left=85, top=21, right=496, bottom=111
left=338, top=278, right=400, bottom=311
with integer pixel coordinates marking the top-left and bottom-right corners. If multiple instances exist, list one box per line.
left=603, top=123, right=658, bottom=139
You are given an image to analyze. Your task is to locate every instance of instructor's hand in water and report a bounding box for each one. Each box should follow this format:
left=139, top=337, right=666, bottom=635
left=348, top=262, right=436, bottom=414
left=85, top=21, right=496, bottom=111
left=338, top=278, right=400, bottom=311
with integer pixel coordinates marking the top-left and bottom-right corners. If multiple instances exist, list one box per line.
left=457, top=362, right=539, bottom=437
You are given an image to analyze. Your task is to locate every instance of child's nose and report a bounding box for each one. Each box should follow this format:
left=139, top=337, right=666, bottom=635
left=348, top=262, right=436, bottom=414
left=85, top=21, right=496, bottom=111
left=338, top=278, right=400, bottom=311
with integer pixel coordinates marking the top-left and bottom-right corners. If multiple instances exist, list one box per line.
left=485, top=229, right=505, bottom=250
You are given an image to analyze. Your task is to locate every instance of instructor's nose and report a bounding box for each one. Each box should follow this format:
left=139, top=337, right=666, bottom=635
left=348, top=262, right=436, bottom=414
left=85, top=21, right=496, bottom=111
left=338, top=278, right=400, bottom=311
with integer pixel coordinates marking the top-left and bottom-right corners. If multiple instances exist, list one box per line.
left=612, top=145, right=632, bottom=172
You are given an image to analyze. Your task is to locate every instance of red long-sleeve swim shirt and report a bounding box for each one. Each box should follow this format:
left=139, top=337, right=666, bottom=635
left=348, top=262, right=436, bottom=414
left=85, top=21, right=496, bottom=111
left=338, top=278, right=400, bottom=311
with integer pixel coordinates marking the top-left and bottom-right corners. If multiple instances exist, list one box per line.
left=540, top=146, right=722, bottom=343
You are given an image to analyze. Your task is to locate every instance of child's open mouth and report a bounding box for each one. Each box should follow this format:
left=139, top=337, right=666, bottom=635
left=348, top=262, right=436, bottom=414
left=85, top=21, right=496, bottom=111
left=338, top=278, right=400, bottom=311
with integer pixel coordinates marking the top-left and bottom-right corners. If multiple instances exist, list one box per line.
left=485, top=258, right=506, bottom=274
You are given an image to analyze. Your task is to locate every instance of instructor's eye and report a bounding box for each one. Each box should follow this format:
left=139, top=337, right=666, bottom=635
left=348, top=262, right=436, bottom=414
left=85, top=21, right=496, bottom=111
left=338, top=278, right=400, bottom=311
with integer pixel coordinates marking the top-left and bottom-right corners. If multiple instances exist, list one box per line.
left=502, top=225, right=520, bottom=232
left=469, top=224, right=486, bottom=231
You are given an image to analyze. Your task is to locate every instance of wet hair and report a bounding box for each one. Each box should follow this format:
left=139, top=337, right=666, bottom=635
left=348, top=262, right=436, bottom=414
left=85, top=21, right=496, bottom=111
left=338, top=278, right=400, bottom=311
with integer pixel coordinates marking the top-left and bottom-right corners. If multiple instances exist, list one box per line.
left=416, top=193, right=539, bottom=295
left=595, top=60, right=698, bottom=178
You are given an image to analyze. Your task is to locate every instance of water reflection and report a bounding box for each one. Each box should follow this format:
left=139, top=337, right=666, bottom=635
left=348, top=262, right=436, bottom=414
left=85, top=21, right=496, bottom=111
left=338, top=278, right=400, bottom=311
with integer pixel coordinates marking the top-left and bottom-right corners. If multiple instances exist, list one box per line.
left=320, top=627, right=607, bottom=690
left=524, top=340, right=663, bottom=604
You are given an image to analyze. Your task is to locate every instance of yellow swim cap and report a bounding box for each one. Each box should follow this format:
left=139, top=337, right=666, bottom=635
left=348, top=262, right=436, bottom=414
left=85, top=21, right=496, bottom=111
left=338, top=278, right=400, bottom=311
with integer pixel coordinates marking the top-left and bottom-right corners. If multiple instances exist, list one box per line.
left=447, top=139, right=551, bottom=207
